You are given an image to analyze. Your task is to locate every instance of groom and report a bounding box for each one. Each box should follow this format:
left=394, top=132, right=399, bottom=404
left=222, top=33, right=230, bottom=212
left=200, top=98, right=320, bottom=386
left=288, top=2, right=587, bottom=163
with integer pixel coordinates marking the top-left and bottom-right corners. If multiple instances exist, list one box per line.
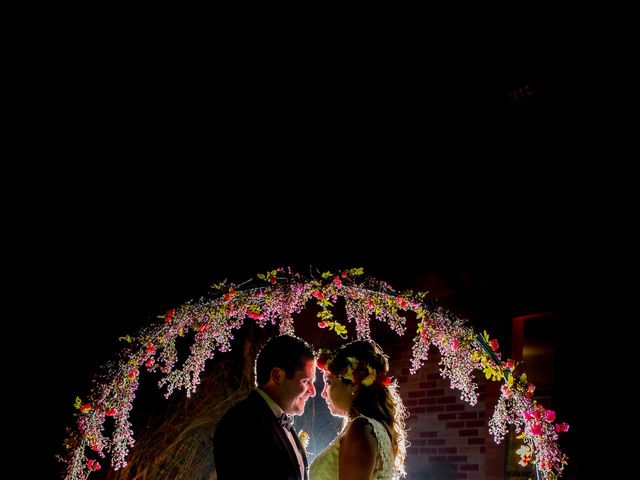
left=213, top=334, right=316, bottom=480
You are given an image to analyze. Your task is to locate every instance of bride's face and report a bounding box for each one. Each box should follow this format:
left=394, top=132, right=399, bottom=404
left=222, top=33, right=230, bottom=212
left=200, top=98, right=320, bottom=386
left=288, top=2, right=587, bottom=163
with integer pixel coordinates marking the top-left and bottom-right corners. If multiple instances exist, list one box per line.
left=321, top=372, right=354, bottom=417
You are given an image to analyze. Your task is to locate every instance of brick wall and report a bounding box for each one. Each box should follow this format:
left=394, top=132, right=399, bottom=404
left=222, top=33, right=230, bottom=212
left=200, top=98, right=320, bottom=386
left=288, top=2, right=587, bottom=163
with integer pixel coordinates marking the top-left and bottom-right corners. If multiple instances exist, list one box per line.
left=381, top=334, right=506, bottom=480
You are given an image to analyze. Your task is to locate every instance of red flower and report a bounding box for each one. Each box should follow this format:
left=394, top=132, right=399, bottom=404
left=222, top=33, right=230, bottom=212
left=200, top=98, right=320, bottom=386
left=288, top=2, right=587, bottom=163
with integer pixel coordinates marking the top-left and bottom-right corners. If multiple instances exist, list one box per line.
left=502, top=359, right=515, bottom=369
left=247, top=311, right=263, bottom=320
left=555, top=422, right=570, bottom=433
left=128, top=369, right=139, bottom=380
left=380, top=375, right=392, bottom=386
left=490, top=339, right=499, bottom=351
left=145, top=358, right=155, bottom=368
left=87, top=459, right=101, bottom=471
left=311, top=291, right=324, bottom=299
left=316, top=352, right=331, bottom=371
left=164, top=309, right=176, bottom=323
left=106, top=408, right=117, bottom=417
left=317, top=321, right=329, bottom=328
left=341, top=271, right=348, bottom=278
left=396, top=296, right=407, bottom=309
left=80, top=403, right=91, bottom=413
left=332, top=276, right=343, bottom=288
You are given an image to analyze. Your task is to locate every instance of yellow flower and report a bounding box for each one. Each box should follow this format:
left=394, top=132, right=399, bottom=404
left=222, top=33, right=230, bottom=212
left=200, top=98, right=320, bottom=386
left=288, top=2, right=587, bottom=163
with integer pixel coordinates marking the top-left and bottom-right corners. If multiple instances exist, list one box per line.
left=361, top=365, right=377, bottom=386
left=298, top=430, right=310, bottom=454
left=340, top=357, right=359, bottom=382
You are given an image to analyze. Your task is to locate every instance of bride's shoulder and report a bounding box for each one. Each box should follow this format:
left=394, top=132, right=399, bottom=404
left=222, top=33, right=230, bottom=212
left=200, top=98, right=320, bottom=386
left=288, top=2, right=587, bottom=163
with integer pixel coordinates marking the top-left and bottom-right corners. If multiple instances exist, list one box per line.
left=342, top=416, right=378, bottom=450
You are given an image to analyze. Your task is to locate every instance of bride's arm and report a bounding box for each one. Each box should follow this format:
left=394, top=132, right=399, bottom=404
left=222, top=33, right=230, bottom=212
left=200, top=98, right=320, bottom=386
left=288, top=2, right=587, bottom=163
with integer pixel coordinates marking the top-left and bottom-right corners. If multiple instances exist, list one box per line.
left=339, top=417, right=378, bottom=480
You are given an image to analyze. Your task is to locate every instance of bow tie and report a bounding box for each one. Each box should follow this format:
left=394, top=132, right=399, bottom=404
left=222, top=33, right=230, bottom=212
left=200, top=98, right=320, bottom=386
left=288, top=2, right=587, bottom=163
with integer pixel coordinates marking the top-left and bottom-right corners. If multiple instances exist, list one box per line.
left=279, top=413, right=293, bottom=430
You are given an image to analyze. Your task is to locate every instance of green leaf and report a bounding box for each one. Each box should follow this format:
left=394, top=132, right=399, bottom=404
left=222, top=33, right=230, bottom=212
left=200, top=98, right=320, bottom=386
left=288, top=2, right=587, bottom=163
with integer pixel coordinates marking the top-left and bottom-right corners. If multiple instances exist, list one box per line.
left=210, top=280, right=228, bottom=290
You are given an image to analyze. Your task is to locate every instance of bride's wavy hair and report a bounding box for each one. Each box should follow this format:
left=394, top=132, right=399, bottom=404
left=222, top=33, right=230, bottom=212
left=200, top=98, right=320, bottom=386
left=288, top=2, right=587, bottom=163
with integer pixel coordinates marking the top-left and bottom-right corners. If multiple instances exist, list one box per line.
left=323, top=340, right=408, bottom=477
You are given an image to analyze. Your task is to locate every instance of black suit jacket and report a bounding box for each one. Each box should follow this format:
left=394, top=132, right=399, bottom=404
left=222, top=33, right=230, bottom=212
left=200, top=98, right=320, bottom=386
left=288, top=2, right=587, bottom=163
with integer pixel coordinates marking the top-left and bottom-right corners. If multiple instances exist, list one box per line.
left=213, top=390, right=308, bottom=480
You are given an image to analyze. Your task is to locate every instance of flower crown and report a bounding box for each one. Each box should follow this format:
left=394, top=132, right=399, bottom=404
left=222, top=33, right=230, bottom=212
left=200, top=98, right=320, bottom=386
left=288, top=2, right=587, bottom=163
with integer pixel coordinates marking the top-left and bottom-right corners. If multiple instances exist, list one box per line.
left=317, top=350, right=393, bottom=387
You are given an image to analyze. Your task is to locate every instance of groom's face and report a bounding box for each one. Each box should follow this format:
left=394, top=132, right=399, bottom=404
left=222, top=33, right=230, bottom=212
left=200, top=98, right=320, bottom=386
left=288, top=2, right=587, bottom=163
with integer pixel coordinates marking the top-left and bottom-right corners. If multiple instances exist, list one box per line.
left=280, top=359, right=317, bottom=415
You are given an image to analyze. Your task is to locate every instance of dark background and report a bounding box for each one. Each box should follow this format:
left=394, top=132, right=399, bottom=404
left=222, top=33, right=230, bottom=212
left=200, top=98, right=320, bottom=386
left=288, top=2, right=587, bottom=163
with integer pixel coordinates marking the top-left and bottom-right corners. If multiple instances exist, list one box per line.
left=16, top=16, right=599, bottom=477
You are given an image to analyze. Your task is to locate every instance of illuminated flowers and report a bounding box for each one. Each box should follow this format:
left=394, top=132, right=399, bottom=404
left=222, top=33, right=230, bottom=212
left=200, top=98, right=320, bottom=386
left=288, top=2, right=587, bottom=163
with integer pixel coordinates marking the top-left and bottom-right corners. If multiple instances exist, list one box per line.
left=60, top=267, right=569, bottom=480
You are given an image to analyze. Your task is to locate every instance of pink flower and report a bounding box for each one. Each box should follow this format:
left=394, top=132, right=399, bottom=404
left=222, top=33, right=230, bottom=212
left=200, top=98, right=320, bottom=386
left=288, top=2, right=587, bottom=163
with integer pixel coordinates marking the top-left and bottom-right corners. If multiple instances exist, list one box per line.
left=523, top=410, right=534, bottom=422
left=341, top=271, right=348, bottom=278
left=318, top=321, right=329, bottom=328
left=452, top=339, right=459, bottom=351
left=332, top=276, right=343, bottom=288
left=555, top=422, right=570, bottom=433
left=544, top=409, right=556, bottom=422
left=530, top=423, right=543, bottom=436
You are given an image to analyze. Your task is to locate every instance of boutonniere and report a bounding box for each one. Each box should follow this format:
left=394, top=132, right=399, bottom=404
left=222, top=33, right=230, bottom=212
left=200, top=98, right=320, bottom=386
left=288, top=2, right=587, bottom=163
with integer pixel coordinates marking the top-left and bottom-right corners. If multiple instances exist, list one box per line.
left=297, top=430, right=310, bottom=455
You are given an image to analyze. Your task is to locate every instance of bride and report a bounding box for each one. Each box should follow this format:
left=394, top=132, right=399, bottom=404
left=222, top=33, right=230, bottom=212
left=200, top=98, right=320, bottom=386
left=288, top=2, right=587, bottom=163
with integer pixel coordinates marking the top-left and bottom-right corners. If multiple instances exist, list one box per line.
left=309, top=340, right=408, bottom=480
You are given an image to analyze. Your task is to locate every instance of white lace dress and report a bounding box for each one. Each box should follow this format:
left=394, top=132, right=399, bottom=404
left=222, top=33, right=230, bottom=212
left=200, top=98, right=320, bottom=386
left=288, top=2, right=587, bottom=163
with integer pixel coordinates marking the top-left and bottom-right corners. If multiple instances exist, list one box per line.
left=309, top=415, right=396, bottom=480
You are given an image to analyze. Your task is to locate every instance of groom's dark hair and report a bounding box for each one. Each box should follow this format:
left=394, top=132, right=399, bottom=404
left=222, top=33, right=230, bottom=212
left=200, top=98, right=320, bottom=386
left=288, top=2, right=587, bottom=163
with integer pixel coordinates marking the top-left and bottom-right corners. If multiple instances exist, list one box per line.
left=255, top=335, right=315, bottom=386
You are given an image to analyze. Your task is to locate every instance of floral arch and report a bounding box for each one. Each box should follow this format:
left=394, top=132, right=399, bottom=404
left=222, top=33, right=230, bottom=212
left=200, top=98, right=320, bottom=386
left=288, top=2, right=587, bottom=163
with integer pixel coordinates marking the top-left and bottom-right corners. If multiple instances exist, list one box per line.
left=61, top=267, right=569, bottom=480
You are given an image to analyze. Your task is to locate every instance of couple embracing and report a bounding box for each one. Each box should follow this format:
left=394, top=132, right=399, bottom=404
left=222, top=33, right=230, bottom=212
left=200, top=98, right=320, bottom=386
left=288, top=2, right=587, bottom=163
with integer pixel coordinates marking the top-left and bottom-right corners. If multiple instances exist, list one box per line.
left=213, top=335, right=408, bottom=480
